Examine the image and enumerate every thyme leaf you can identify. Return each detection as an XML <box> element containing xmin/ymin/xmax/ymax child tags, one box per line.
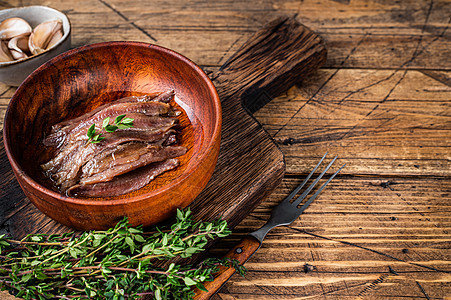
<box><xmin>0</xmin><ymin>209</ymin><xmax>245</xmax><ymax>299</ymax></box>
<box><xmin>86</xmin><ymin>114</ymin><xmax>134</xmax><ymax>144</ymax></box>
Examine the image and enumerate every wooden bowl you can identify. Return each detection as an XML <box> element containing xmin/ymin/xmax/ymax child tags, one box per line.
<box><xmin>3</xmin><ymin>41</ymin><xmax>221</xmax><ymax>230</ymax></box>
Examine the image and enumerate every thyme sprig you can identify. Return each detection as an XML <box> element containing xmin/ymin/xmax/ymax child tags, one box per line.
<box><xmin>0</xmin><ymin>209</ymin><xmax>245</xmax><ymax>300</ymax></box>
<box><xmin>87</xmin><ymin>114</ymin><xmax>134</xmax><ymax>144</ymax></box>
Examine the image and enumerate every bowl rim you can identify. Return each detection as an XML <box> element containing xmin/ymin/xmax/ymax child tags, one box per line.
<box><xmin>3</xmin><ymin>41</ymin><xmax>222</xmax><ymax>206</ymax></box>
<box><xmin>0</xmin><ymin>5</ymin><xmax>71</xmax><ymax>68</ymax></box>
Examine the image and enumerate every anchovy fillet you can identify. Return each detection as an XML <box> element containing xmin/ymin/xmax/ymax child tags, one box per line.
<box><xmin>44</xmin><ymin>90</ymin><xmax>175</xmax><ymax>147</ymax></box>
<box><xmin>66</xmin><ymin>159</ymin><xmax>180</xmax><ymax>197</ymax></box>
<box><xmin>40</xmin><ymin>91</ymin><xmax>186</xmax><ymax>197</ymax></box>
<box><xmin>79</xmin><ymin>144</ymin><xmax>187</xmax><ymax>185</ymax></box>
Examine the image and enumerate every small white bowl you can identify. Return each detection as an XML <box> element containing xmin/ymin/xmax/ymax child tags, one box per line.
<box><xmin>0</xmin><ymin>6</ymin><xmax>71</xmax><ymax>86</ymax></box>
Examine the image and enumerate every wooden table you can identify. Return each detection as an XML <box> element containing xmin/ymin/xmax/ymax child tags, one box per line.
<box><xmin>1</xmin><ymin>0</ymin><xmax>450</xmax><ymax>299</ymax></box>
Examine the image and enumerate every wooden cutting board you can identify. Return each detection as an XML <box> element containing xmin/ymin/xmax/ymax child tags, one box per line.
<box><xmin>0</xmin><ymin>16</ymin><xmax>326</xmax><ymax>239</ymax></box>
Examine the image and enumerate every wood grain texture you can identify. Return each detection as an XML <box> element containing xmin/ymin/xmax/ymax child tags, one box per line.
<box><xmin>256</xmin><ymin>69</ymin><xmax>451</xmax><ymax>176</ymax></box>
<box><xmin>211</xmin><ymin>176</ymin><xmax>450</xmax><ymax>299</ymax></box>
<box><xmin>0</xmin><ymin>0</ymin><xmax>450</xmax><ymax>299</ymax></box>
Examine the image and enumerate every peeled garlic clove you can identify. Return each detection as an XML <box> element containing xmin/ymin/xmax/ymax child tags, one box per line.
<box><xmin>46</xmin><ymin>27</ymin><xmax>63</xmax><ymax>49</ymax></box>
<box><xmin>8</xmin><ymin>34</ymin><xmax>30</xmax><ymax>60</ymax></box>
<box><xmin>8</xmin><ymin>33</ymin><xmax>30</xmax><ymax>54</ymax></box>
<box><xmin>0</xmin><ymin>41</ymin><xmax>14</xmax><ymax>62</ymax></box>
<box><xmin>0</xmin><ymin>17</ymin><xmax>32</xmax><ymax>40</ymax></box>
<box><xmin>28</xmin><ymin>19</ymin><xmax>63</xmax><ymax>55</ymax></box>
<box><xmin>10</xmin><ymin>48</ymin><xmax>28</xmax><ymax>60</ymax></box>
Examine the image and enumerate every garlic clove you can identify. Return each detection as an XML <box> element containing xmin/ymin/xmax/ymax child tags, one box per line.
<box><xmin>0</xmin><ymin>41</ymin><xmax>14</xmax><ymax>62</ymax></box>
<box><xmin>0</xmin><ymin>17</ymin><xmax>32</xmax><ymax>40</ymax></box>
<box><xmin>8</xmin><ymin>33</ymin><xmax>30</xmax><ymax>54</ymax></box>
<box><xmin>46</xmin><ymin>27</ymin><xmax>63</xmax><ymax>49</ymax></box>
<box><xmin>28</xmin><ymin>19</ymin><xmax>63</xmax><ymax>55</ymax></box>
<box><xmin>10</xmin><ymin>48</ymin><xmax>28</xmax><ymax>60</ymax></box>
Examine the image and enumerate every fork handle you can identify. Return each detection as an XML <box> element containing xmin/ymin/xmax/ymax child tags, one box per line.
<box><xmin>193</xmin><ymin>236</ymin><xmax>261</xmax><ymax>299</ymax></box>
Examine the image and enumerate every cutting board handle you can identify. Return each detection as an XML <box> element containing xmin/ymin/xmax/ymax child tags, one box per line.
<box><xmin>211</xmin><ymin>16</ymin><xmax>327</xmax><ymax>114</ymax></box>
<box><xmin>191</xmin><ymin>16</ymin><xmax>327</xmax><ymax>298</ymax></box>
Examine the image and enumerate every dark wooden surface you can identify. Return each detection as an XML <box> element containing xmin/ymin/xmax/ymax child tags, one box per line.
<box><xmin>0</xmin><ymin>0</ymin><xmax>450</xmax><ymax>299</ymax></box>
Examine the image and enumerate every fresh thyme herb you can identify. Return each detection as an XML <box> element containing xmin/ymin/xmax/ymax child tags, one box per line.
<box><xmin>87</xmin><ymin>114</ymin><xmax>134</xmax><ymax>144</ymax></box>
<box><xmin>0</xmin><ymin>209</ymin><xmax>245</xmax><ymax>299</ymax></box>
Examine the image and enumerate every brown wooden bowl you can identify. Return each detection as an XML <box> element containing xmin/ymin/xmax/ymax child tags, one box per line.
<box><xmin>3</xmin><ymin>41</ymin><xmax>221</xmax><ymax>230</ymax></box>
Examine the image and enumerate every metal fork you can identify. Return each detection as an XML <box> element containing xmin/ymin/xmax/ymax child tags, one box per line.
<box><xmin>194</xmin><ymin>153</ymin><xmax>345</xmax><ymax>299</ymax></box>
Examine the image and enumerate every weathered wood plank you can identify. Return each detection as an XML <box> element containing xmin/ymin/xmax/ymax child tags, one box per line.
<box><xmin>2</xmin><ymin>0</ymin><xmax>448</xmax><ymax>70</ymax></box>
<box><xmin>82</xmin><ymin>0</ymin><xmax>451</xmax><ymax>69</ymax></box>
<box><xmin>210</xmin><ymin>176</ymin><xmax>451</xmax><ymax>299</ymax></box>
<box><xmin>254</xmin><ymin>69</ymin><xmax>451</xmax><ymax>176</ymax></box>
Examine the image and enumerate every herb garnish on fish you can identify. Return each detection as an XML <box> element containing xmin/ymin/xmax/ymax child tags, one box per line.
<box><xmin>87</xmin><ymin>114</ymin><xmax>134</xmax><ymax>144</ymax></box>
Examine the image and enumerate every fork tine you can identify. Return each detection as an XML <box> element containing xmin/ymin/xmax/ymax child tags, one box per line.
<box><xmin>283</xmin><ymin>152</ymin><xmax>328</xmax><ymax>203</ymax></box>
<box><xmin>249</xmin><ymin>155</ymin><xmax>344</xmax><ymax>244</ymax></box>
<box><xmin>297</xmin><ymin>163</ymin><xmax>346</xmax><ymax>212</ymax></box>
<box><xmin>292</xmin><ymin>156</ymin><xmax>338</xmax><ymax>207</ymax></box>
